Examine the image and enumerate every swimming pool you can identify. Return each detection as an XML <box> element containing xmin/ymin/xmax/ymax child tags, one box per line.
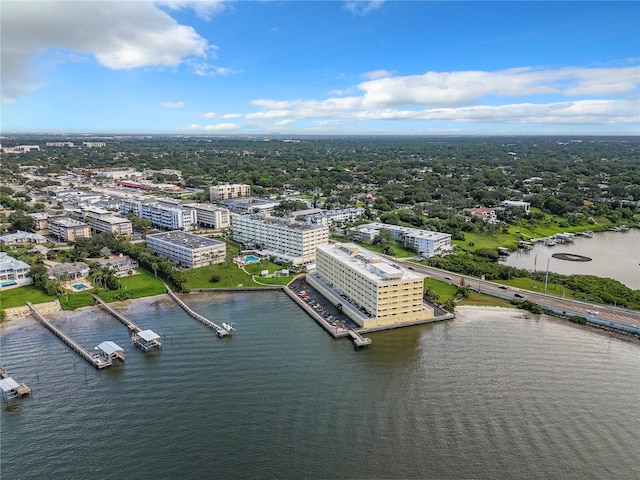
<box><xmin>72</xmin><ymin>284</ymin><xmax>88</xmax><ymax>291</ymax></box>
<box><xmin>1</xmin><ymin>281</ymin><xmax>17</xmax><ymax>287</ymax></box>
<box><xmin>242</xmin><ymin>255</ymin><xmax>260</xmax><ymax>263</ymax></box>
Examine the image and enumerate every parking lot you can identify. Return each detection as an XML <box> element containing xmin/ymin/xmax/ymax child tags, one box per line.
<box><xmin>288</xmin><ymin>278</ymin><xmax>361</xmax><ymax>331</ymax></box>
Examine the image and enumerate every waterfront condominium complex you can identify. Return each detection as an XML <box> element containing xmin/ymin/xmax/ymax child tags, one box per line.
<box><xmin>349</xmin><ymin>222</ymin><xmax>452</xmax><ymax>258</ymax></box>
<box><xmin>232</xmin><ymin>214</ymin><xmax>329</xmax><ymax>266</ymax></box>
<box><xmin>309</xmin><ymin>243</ymin><xmax>433</xmax><ymax>329</ymax></box>
<box><xmin>145</xmin><ymin>231</ymin><xmax>226</xmax><ymax>269</ymax></box>
<box><xmin>210</xmin><ymin>183</ymin><xmax>251</xmax><ymax>201</ymax></box>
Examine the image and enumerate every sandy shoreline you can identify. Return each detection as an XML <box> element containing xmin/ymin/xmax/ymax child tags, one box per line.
<box><xmin>2</xmin><ymin>295</ymin><xmax>638</xmax><ymax>344</ymax></box>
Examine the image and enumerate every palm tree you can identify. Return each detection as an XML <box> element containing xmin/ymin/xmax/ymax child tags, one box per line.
<box><xmin>151</xmin><ymin>262</ymin><xmax>158</xmax><ymax>280</ymax></box>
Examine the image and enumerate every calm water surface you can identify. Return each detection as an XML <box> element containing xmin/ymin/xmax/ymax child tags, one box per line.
<box><xmin>501</xmin><ymin>229</ymin><xmax>640</xmax><ymax>290</ymax></box>
<box><xmin>1</xmin><ymin>292</ymin><xmax>639</xmax><ymax>479</ymax></box>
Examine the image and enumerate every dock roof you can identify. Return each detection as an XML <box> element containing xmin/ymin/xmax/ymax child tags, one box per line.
<box><xmin>0</xmin><ymin>377</ymin><xmax>20</xmax><ymax>392</ymax></box>
<box><xmin>138</xmin><ymin>329</ymin><xmax>160</xmax><ymax>341</ymax></box>
<box><xmin>97</xmin><ymin>341</ymin><xmax>123</xmax><ymax>355</ymax></box>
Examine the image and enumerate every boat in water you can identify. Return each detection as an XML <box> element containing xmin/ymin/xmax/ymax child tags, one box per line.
<box><xmin>222</xmin><ymin>322</ymin><xmax>236</xmax><ymax>333</ymax></box>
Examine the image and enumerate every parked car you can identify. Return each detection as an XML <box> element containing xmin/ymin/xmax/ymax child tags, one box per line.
<box><xmin>514</xmin><ymin>293</ymin><xmax>524</xmax><ymax>298</ymax></box>
<box><xmin>444</xmin><ymin>276</ymin><xmax>452</xmax><ymax>281</ymax></box>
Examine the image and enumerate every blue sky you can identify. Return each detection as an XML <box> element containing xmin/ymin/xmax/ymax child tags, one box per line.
<box><xmin>2</xmin><ymin>1</ymin><xmax>639</xmax><ymax>135</ymax></box>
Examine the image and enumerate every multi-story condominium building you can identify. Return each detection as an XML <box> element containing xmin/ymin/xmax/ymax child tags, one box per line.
<box><xmin>220</xmin><ymin>197</ymin><xmax>280</xmax><ymax>214</ymax></box>
<box><xmin>349</xmin><ymin>222</ymin><xmax>452</xmax><ymax>258</ymax></box>
<box><xmin>309</xmin><ymin>243</ymin><xmax>433</xmax><ymax>329</ymax></box>
<box><xmin>146</xmin><ymin>231</ymin><xmax>226</xmax><ymax>269</ymax></box>
<box><xmin>82</xmin><ymin>142</ymin><xmax>106</xmax><ymax>148</ymax></box>
<box><xmin>189</xmin><ymin>203</ymin><xmax>230</xmax><ymax>229</ymax></box>
<box><xmin>28</xmin><ymin>212</ymin><xmax>49</xmax><ymax>234</ymax></box>
<box><xmin>83</xmin><ymin>208</ymin><xmax>133</xmax><ymax>236</ymax></box>
<box><xmin>0</xmin><ymin>253</ymin><xmax>31</xmax><ymax>288</ymax></box>
<box><xmin>120</xmin><ymin>197</ymin><xmax>197</xmax><ymax>231</ymax></box>
<box><xmin>292</xmin><ymin>207</ymin><xmax>365</xmax><ymax>227</ymax></box>
<box><xmin>46</xmin><ymin>142</ymin><xmax>75</xmax><ymax>147</ymax></box>
<box><xmin>49</xmin><ymin>217</ymin><xmax>92</xmax><ymax>242</ymax></box>
<box><xmin>232</xmin><ymin>214</ymin><xmax>329</xmax><ymax>266</ymax></box>
<box><xmin>210</xmin><ymin>183</ymin><xmax>251</xmax><ymax>201</ymax></box>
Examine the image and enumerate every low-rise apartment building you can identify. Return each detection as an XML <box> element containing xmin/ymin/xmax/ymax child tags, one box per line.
<box><xmin>210</xmin><ymin>183</ymin><xmax>251</xmax><ymax>201</ymax></box>
<box><xmin>349</xmin><ymin>222</ymin><xmax>452</xmax><ymax>258</ymax></box>
<box><xmin>49</xmin><ymin>217</ymin><xmax>92</xmax><ymax>242</ymax></box>
<box><xmin>146</xmin><ymin>231</ymin><xmax>226</xmax><ymax>269</ymax></box>
<box><xmin>188</xmin><ymin>203</ymin><xmax>230</xmax><ymax>229</ymax></box>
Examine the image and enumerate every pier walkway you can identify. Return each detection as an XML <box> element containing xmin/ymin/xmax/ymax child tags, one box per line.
<box><xmin>27</xmin><ymin>302</ymin><xmax>114</xmax><ymax>369</ymax></box>
<box><xmin>91</xmin><ymin>295</ymin><xmax>162</xmax><ymax>351</ymax></box>
<box><xmin>92</xmin><ymin>294</ymin><xmax>139</xmax><ymax>332</ymax></box>
<box><xmin>164</xmin><ymin>284</ymin><xmax>230</xmax><ymax>337</ymax></box>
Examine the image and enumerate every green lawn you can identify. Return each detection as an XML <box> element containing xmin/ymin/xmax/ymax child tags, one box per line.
<box><xmin>458</xmin><ymin>291</ymin><xmax>515</xmax><ymax>308</ymax></box>
<box><xmin>424</xmin><ymin>278</ymin><xmax>458</xmax><ymax>303</ymax></box>
<box><xmin>185</xmin><ymin>262</ymin><xmax>254</xmax><ymax>289</ymax></box>
<box><xmin>58</xmin><ymin>293</ymin><xmax>95</xmax><ymax>310</ymax></box>
<box><xmin>97</xmin><ymin>269</ymin><xmax>166</xmax><ymax>302</ymax></box>
<box><xmin>0</xmin><ymin>285</ymin><xmax>56</xmax><ymax>309</ymax></box>
<box><xmin>494</xmin><ymin>277</ymin><xmax>576</xmax><ymax>299</ymax></box>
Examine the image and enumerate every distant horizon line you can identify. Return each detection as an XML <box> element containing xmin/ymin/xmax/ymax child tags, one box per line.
<box><xmin>2</xmin><ymin>132</ymin><xmax>639</xmax><ymax>139</ymax></box>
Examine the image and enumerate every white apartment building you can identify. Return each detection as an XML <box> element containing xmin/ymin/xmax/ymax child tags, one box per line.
<box><xmin>82</xmin><ymin>208</ymin><xmax>133</xmax><ymax>236</ymax></box>
<box><xmin>120</xmin><ymin>197</ymin><xmax>197</xmax><ymax>231</ymax></box>
<box><xmin>146</xmin><ymin>231</ymin><xmax>226</xmax><ymax>269</ymax></box>
<box><xmin>83</xmin><ymin>142</ymin><xmax>106</xmax><ymax>148</ymax></box>
<box><xmin>189</xmin><ymin>203</ymin><xmax>230</xmax><ymax>229</ymax></box>
<box><xmin>291</xmin><ymin>207</ymin><xmax>365</xmax><ymax>227</ymax></box>
<box><xmin>310</xmin><ymin>243</ymin><xmax>433</xmax><ymax>329</ymax></box>
<box><xmin>46</xmin><ymin>142</ymin><xmax>75</xmax><ymax>147</ymax></box>
<box><xmin>350</xmin><ymin>222</ymin><xmax>452</xmax><ymax>258</ymax></box>
<box><xmin>232</xmin><ymin>214</ymin><xmax>329</xmax><ymax>266</ymax></box>
<box><xmin>210</xmin><ymin>183</ymin><xmax>251</xmax><ymax>201</ymax></box>
<box><xmin>49</xmin><ymin>217</ymin><xmax>92</xmax><ymax>242</ymax></box>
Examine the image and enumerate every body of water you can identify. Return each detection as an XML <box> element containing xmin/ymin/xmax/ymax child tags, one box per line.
<box><xmin>501</xmin><ymin>228</ymin><xmax>640</xmax><ymax>290</ymax></box>
<box><xmin>1</xmin><ymin>293</ymin><xmax>639</xmax><ymax>479</ymax></box>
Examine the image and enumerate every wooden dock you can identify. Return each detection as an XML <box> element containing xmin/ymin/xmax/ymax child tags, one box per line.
<box><xmin>92</xmin><ymin>294</ymin><xmax>140</xmax><ymax>332</ymax></box>
<box><xmin>0</xmin><ymin>367</ymin><xmax>31</xmax><ymax>401</ymax></box>
<box><xmin>27</xmin><ymin>302</ymin><xmax>113</xmax><ymax>369</ymax></box>
<box><xmin>348</xmin><ymin>330</ymin><xmax>372</xmax><ymax>349</ymax></box>
<box><xmin>164</xmin><ymin>284</ymin><xmax>230</xmax><ymax>337</ymax></box>
<box><xmin>91</xmin><ymin>295</ymin><xmax>162</xmax><ymax>351</ymax></box>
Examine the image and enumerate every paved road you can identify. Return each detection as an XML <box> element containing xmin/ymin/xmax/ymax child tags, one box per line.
<box><xmin>397</xmin><ymin>260</ymin><xmax>640</xmax><ymax>332</ymax></box>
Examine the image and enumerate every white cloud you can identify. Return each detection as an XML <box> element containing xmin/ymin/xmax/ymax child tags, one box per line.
<box><xmin>198</xmin><ymin>112</ymin><xmax>243</xmax><ymax>119</ymax></box>
<box><xmin>1</xmin><ymin>1</ymin><xmax>210</xmax><ymax>103</ymax></box>
<box><xmin>362</xmin><ymin>69</ymin><xmax>394</xmax><ymax>80</ymax></box>
<box><xmin>243</xmin><ymin>66</ymin><xmax>639</xmax><ymax>127</ymax></box>
<box><xmin>202</xmin><ymin>123</ymin><xmax>238</xmax><ymax>131</ymax></box>
<box><xmin>161</xmin><ymin>102</ymin><xmax>185</xmax><ymax>108</ymax></box>
<box><xmin>344</xmin><ymin>1</ymin><xmax>386</xmax><ymax>16</ymax></box>
<box><xmin>188</xmin><ymin>61</ymin><xmax>241</xmax><ymax>77</ymax></box>
<box><xmin>156</xmin><ymin>0</ymin><xmax>229</xmax><ymax>21</ymax></box>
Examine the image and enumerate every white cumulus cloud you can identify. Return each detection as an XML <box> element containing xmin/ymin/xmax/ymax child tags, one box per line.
<box><xmin>161</xmin><ymin>102</ymin><xmax>185</xmax><ymax>108</ymax></box>
<box><xmin>1</xmin><ymin>0</ymin><xmax>210</xmax><ymax>104</ymax></box>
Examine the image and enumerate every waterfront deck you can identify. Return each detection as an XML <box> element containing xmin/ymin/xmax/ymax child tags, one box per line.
<box><xmin>27</xmin><ymin>302</ymin><xmax>115</xmax><ymax>369</ymax></box>
<box><xmin>348</xmin><ymin>330</ymin><xmax>372</xmax><ymax>348</ymax></box>
<box><xmin>0</xmin><ymin>367</ymin><xmax>31</xmax><ymax>401</ymax></box>
<box><xmin>164</xmin><ymin>284</ymin><xmax>231</xmax><ymax>337</ymax></box>
<box><xmin>92</xmin><ymin>295</ymin><xmax>162</xmax><ymax>351</ymax></box>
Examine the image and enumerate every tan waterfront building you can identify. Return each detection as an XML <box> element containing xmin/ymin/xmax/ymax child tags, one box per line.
<box><xmin>312</xmin><ymin>243</ymin><xmax>433</xmax><ymax>329</ymax></box>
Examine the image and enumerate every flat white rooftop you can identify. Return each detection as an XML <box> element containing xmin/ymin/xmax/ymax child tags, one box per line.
<box><xmin>318</xmin><ymin>243</ymin><xmax>424</xmax><ymax>282</ymax></box>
